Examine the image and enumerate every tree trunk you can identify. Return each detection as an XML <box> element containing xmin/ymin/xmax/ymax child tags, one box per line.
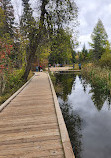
<box><xmin>22</xmin><ymin>0</ymin><xmax>48</xmax><ymax>80</ymax></box>
<box><xmin>22</xmin><ymin>53</ymin><xmax>34</xmax><ymax>80</ymax></box>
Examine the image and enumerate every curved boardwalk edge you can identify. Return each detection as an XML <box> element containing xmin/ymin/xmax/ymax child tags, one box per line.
<box><xmin>0</xmin><ymin>74</ymin><xmax>35</xmax><ymax>112</ymax></box>
<box><xmin>48</xmin><ymin>73</ymin><xmax>75</xmax><ymax>158</ymax></box>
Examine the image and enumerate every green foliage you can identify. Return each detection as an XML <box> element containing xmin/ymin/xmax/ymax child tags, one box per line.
<box><xmin>6</xmin><ymin>69</ymin><xmax>24</xmax><ymax>91</ymax></box>
<box><xmin>99</xmin><ymin>52</ymin><xmax>111</xmax><ymax>68</ymax></box>
<box><xmin>20</xmin><ymin>0</ymin><xmax>36</xmax><ymax>37</ymax></box>
<box><xmin>71</xmin><ymin>50</ymin><xmax>76</xmax><ymax>64</ymax></box>
<box><xmin>82</xmin><ymin>63</ymin><xmax>111</xmax><ymax>94</ymax></box>
<box><xmin>78</xmin><ymin>52</ymin><xmax>84</xmax><ymax>62</ymax></box>
<box><xmin>0</xmin><ymin>7</ymin><xmax>5</xmax><ymax>37</ymax></box>
<box><xmin>36</xmin><ymin>42</ymin><xmax>50</xmax><ymax>66</ymax></box>
<box><xmin>90</xmin><ymin>19</ymin><xmax>108</xmax><ymax>60</ymax></box>
<box><xmin>82</xmin><ymin>44</ymin><xmax>88</xmax><ymax>60</ymax></box>
<box><xmin>0</xmin><ymin>69</ymin><xmax>33</xmax><ymax>105</ymax></box>
<box><xmin>99</xmin><ymin>41</ymin><xmax>111</xmax><ymax>68</ymax></box>
<box><xmin>0</xmin><ymin>68</ymin><xmax>24</xmax><ymax>103</ymax></box>
<box><xmin>86</xmin><ymin>49</ymin><xmax>94</xmax><ymax>61</ymax></box>
<box><xmin>77</xmin><ymin>44</ymin><xmax>88</xmax><ymax>63</ymax></box>
<box><xmin>1</xmin><ymin>0</ymin><xmax>15</xmax><ymax>36</ymax></box>
<box><xmin>49</xmin><ymin>29</ymin><xmax>74</xmax><ymax>64</ymax></box>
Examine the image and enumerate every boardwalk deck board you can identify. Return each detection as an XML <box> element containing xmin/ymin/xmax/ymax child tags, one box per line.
<box><xmin>0</xmin><ymin>72</ymin><xmax>74</xmax><ymax>158</ymax></box>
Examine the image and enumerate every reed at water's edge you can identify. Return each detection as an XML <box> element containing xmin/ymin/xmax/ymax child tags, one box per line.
<box><xmin>81</xmin><ymin>63</ymin><xmax>111</xmax><ymax>95</ymax></box>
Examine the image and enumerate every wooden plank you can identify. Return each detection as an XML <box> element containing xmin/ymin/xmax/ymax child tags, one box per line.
<box><xmin>1</xmin><ymin>107</ymin><xmax>55</xmax><ymax>117</ymax></box>
<box><xmin>0</xmin><ymin>124</ymin><xmax>58</xmax><ymax>134</ymax></box>
<box><xmin>0</xmin><ymin>128</ymin><xmax>60</xmax><ymax>143</ymax></box>
<box><xmin>0</xmin><ymin>148</ymin><xmax>64</xmax><ymax>158</ymax></box>
<box><xmin>40</xmin><ymin>156</ymin><xmax>64</xmax><ymax>158</ymax></box>
<box><xmin>0</xmin><ymin>155</ymin><xmax>64</xmax><ymax>158</ymax></box>
<box><xmin>0</xmin><ymin>135</ymin><xmax>61</xmax><ymax>146</ymax></box>
<box><xmin>0</xmin><ymin>139</ymin><xmax>62</xmax><ymax>151</ymax></box>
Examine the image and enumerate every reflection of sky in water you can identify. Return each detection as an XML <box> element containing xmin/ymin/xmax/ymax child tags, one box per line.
<box><xmin>57</xmin><ymin>75</ymin><xmax>111</xmax><ymax>158</ymax></box>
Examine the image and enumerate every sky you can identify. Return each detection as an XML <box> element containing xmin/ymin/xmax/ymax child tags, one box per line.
<box><xmin>11</xmin><ymin>0</ymin><xmax>111</xmax><ymax>51</ymax></box>
<box><xmin>76</xmin><ymin>0</ymin><xmax>111</xmax><ymax>51</ymax></box>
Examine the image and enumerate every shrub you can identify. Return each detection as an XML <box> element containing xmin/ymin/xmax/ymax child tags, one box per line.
<box><xmin>99</xmin><ymin>53</ymin><xmax>111</xmax><ymax>68</ymax></box>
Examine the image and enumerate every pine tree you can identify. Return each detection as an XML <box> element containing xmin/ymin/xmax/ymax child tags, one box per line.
<box><xmin>20</xmin><ymin>0</ymin><xmax>36</xmax><ymax>37</ymax></box>
<box><xmin>1</xmin><ymin>0</ymin><xmax>15</xmax><ymax>37</ymax></box>
<box><xmin>82</xmin><ymin>44</ymin><xmax>88</xmax><ymax>60</ymax></box>
<box><xmin>0</xmin><ymin>6</ymin><xmax>5</xmax><ymax>37</ymax></box>
<box><xmin>90</xmin><ymin>19</ymin><xmax>108</xmax><ymax>60</ymax></box>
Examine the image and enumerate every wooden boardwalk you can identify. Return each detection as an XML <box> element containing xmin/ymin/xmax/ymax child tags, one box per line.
<box><xmin>0</xmin><ymin>72</ymin><xmax>74</xmax><ymax>158</ymax></box>
<box><xmin>48</xmin><ymin>67</ymin><xmax>80</xmax><ymax>72</ymax></box>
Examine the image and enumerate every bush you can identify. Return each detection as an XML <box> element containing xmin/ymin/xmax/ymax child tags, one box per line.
<box><xmin>99</xmin><ymin>53</ymin><xmax>111</xmax><ymax>68</ymax></box>
<box><xmin>0</xmin><ymin>69</ymin><xmax>33</xmax><ymax>105</ymax></box>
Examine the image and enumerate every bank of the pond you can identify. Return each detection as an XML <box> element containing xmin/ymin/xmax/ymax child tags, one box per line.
<box><xmin>81</xmin><ymin>63</ymin><xmax>111</xmax><ymax>95</ymax></box>
<box><xmin>0</xmin><ymin>71</ymin><xmax>33</xmax><ymax>105</ymax></box>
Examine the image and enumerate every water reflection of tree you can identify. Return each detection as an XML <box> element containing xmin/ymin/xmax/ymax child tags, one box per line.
<box><xmin>79</xmin><ymin>75</ymin><xmax>88</xmax><ymax>93</ymax></box>
<box><xmin>81</xmin><ymin>76</ymin><xmax>111</xmax><ymax>111</ymax></box>
<box><xmin>54</xmin><ymin>73</ymin><xmax>82</xmax><ymax>157</ymax></box>
<box><xmin>59</xmin><ymin>101</ymin><xmax>82</xmax><ymax>158</ymax></box>
<box><xmin>107</xmin><ymin>97</ymin><xmax>111</xmax><ymax>110</ymax></box>
<box><xmin>54</xmin><ymin>73</ymin><xmax>76</xmax><ymax>101</ymax></box>
<box><xmin>90</xmin><ymin>87</ymin><xmax>109</xmax><ymax>110</ymax></box>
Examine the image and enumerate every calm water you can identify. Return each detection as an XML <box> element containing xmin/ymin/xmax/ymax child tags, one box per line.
<box><xmin>53</xmin><ymin>73</ymin><xmax>111</xmax><ymax>158</ymax></box>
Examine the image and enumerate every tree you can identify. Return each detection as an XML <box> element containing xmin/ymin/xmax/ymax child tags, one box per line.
<box><xmin>49</xmin><ymin>29</ymin><xmax>74</xmax><ymax>65</ymax></box>
<box><xmin>21</xmin><ymin>0</ymin><xmax>78</xmax><ymax>80</ymax></box>
<box><xmin>21</xmin><ymin>0</ymin><xmax>49</xmax><ymax>80</ymax></box>
<box><xmin>82</xmin><ymin>44</ymin><xmax>88</xmax><ymax>61</ymax></box>
<box><xmin>20</xmin><ymin>0</ymin><xmax>36</xmax><ymax>37</ymax></box>
<box><xmin>99</xmin><ymin>40</ymin><xmax>111</xmax><ymax>68</ymax></box>
<box><xmin>0</xmin><ymin>36</ymin><xmax>13</xmax><ymax>95</ymax></box>
<box><xmin>78</xmin><ymin>52</ymin><xmax>83</xmax><ymax>63</ymax></box>
<box><xmin>0</xmin><ymin>7</ymin><xmax>5</xmax><ymax>37</ymax></box>
<box><xmin>71</xmin><ymin>50</ymin><xmax>76</xmax><ymax>68</ymax></box>
<box><xmin>1</xmin><ymin>0</ymin><xmax>15</xmax><ymax>37</ymax></box>
<box><xmin>20</xmin><ymin>0</ymin><xmax>36</xmax><ymax>68</ymax></box>
<box><xmin>36</xmin><ymin>42</ymin><xmax>51</xmax><ymax>67</ymax></box>
<box><xmin>90</xmin><ymin>19</ymin><xmax>108</xmax><ymax>60</ymax></box>
<box><xmin>20</xmin><ymin>0</ymin><xmax>38</xmax><ymax>80</ymax></box>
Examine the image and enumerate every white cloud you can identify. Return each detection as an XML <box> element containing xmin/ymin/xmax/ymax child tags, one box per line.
<box><xmin>77</xmin><ymin>34</ymin><xmax>91</xmax><ymax>51</ymax></box>
<box><xmin>76</xmin><ymin>0</ymin><xmax>111</xmax><ymax>51</ymax></box>
<box><xmin>11</xmin><ymin>0</ymin><xmax>23</xmax><ymax>24</ymax></box>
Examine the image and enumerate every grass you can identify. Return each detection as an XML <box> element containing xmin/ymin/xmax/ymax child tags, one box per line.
<box><xmin>81</xmin><ymin>63</ymin><xmax>111</xmax><ymax>95</ymax></box>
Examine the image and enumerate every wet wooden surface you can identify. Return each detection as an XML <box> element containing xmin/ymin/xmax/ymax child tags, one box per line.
<box><xmin>0</xmin><ymin>72</ymin><xmax>65</xmax><ymax>158</ymax></box>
